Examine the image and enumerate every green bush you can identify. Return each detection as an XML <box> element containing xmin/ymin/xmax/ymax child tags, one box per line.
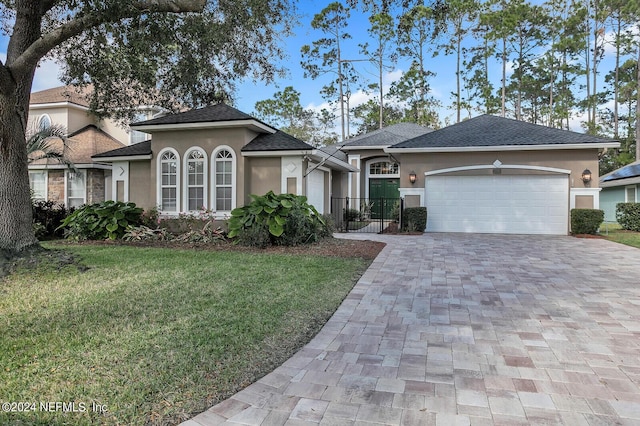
<box><xmin>571</xmin><ymin>208</ymin><xmax>604</xmax><ymax>234</ymax></box>
<box><xmin>228</xmin><ymin>191</ymin><xmax>327</xmax><ymax>246</ymax></box>
<box><xmin>402</xmin><ymin>207</ymin><xmax>427</xmax><ymax>232</ymax></box>
<box><xmin>616</xmin><ymin>203</ymin><xmax>640</xmax><ymax>231</ymax></box>
<box><xmin>58</xmin><ymin>201</ymin><xmax>143</xmax><ymax>240</ymax></box>
<box><xmin>344</xmin><ymin>208</ymin><xmax>360</xmax><ymax>221</ymax></box>
<box><xmin>32</xmin><ymin>200</ymin><xmax>72</xmax><ymax>239</ymax></box>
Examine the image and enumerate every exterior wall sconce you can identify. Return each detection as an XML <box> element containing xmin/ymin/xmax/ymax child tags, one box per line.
<box><xmin>409</xmin><ymin>171</ymin><xmax>417</xmax><ymax>184</ymax></box>
<box><xmin>581</xmin><ymin>169</ymin><xmax>592</xmax><ymax>184</ymax></box>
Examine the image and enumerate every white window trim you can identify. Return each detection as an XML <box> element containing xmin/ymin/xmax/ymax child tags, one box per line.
<box><xmin>183</xmin><ymin>147</ymin><xmax>208</xmax><ymax>212</ymax></box>
<box><xmin>157</xmin><ymin>148</ymin><xmax>181</xmax><ymax>214</ymax></box>
<box><xmin>65</xmin><ymin>169</ymin><xmax>87</xmax><ymax>208</ymax></box>
<box><xmin>212</xmin><ymin>145</ymin><xmax>236</xmax><ymax>214</ymax></box>
<box><xmin>37</xmin><ymin>114</ymin><xmax>52</xmax><ymax>131</ymax></box>
<box><xmin>365</xmin><ymin>157</ymin><xmax>400</xmax><ymax>200</ymax></box>
<box><xmin>29</xmin><ymin>170</ymin><xmax>48</xmax><ymax>201</ymax></box>
<box><xmin>625</xmin><ymin>185</ymin><xmax>637</xmax><ymax>203</ymax></box>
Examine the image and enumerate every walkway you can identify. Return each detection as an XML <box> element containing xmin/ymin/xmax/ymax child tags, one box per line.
<box><xmin>183</xmin><ymin>233</ymin><xmax>640</xmax><ymax>425</ymax></box>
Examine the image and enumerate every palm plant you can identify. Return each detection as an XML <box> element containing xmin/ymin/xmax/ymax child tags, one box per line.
<box><xmin>26</xmin><ymin>124</ymin><xmax>74</xmax><ymax>168</ymax></box>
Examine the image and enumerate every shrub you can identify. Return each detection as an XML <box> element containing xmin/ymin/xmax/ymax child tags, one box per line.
<box><xmin>616</xmin><ymin>203</ymin><xmax>640</xmax><ymax>232</ymax></box>
<box><xmin>32</xmin><ymin>200</ymin><xmax>71</xmax><ymax>239</ymax></box>
<box><xmin>228</xmin><ymin>191</ymin><xmax>327</xmax><ymax>246</ymax></box>
<box><xmin>58</xmin><ymin>201</ymin><xmax>143</xmax><ymax>240</ymax></box>
<box><xmin>571</xmin><ymin>209</ymin><xmax>604</xmax><ymax>234</ymax></box>
<box><xmin>139</xmin><ymin>207</ymin><xmax>160</xmax><ymax>229</ymax></box>
<box><xmin>402</xmin><ymin>207</ymin><xmax>427</xmax><ymax>232</ymax></box>
<box><xmin>123</xmin><ymin>225</ymin><xmax>172</xmax><ymax>242</ymax></box>
<box><xmin>173</xmin><ymin>221</ymin><xmax>226</xmax><ymax>244</ymax></box>
<box><xmin>344</xmin><ymin>208</ymin><xmax>360</xmax><ymax>221</ymax></box>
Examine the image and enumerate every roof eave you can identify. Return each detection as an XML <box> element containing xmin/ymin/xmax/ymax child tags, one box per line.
<box><xmin>241</xmin><ymin>150</ymin><xmax>312</xmax><ymax>157</ymax></box>
<box><xmin>309</xmin><ymin>150</ymin><xmax>359</xmax><ymax>172</ymax></box>
<box><xmin>385</xmin><ymin>142</ymin><xmax>620</xmax><ymax>153</ymax></box>
<box><xmin>341</xmin><ymin>145</ymin><xmax>390</xmax><ymax>150</ymax></box>
<box><xmin>91</xmin><ymin>154</ymin><xmax>153</xmax><ymax>161</ymax></box>
<box><xmin>29</xmin><ymin>102</ymin><xmax>90</xmax><ymax>111</ymax></box>
<box><xmin>131</xmin><ymin>119</ymin><xmax>276</xmax><ymax>134</ymax></box>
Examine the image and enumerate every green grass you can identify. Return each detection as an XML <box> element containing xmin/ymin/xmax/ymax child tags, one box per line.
<box><xmin>600</xmin><ymin>222</ymin><xmax>640</xmax><ymax>249</ymax></box>
<box><xmin>0</xmin><ymin>243</ymin><xmax>371</xmax><ymax>425</ymax></box>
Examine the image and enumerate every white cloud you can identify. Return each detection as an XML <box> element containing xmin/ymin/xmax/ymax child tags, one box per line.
<box><xmin>32</xmin><ymin>57</ymin><xmax>64</xmax><ymax>92</ymax></box>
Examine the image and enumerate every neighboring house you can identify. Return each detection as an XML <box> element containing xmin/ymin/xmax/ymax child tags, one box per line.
<box><xmin>92</xmin><ymin>103</ymin><xmax>357</xmax><ymax>217</ymax></box>
<box><xmin>341</xmin><ymin>115</ymin><xmax>618</xmax><ymax>235</ymax></box>
<box><xmin>28</xmin><ymin>85</ymin><xmax>162</xmax><ymax>207</ymax></box>
<box><xmin>600</xmin><ymin>161</ymin><xmax>640</xmax><ymax>222</ymax></box>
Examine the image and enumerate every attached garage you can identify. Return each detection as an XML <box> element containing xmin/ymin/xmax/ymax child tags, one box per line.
<box><xmin>425</xmin><ymin>173</ymin><xmax>569</xmax><ymax>235</ymax></box>
<box><xmin>306</xmin><ymin>168</ymin><xmax>325</xmax><ymax>214</ymax></box>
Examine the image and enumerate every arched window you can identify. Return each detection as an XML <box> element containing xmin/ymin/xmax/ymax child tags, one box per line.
<box><xmin>213</xmin><ymin>148</ymin><xmax>234</xmax><ymax>212</ymax></box>
<box><xmin>37</xmin><ymin>114</ymin><xmax>52</xmax><ymax>131</ymax></box>
<box><xmin>369</xmin><ymin>161</ymin><xmax>399</xmax><ymax>175</ymax></box>
<box><xmin>185</xmin><ymin>148</ymin><xmax>207</xmax><ymax>211</ymax></box>
<box><xmin>158</xmin><ymin>149</ymin><xmax>179</xmax><ymax>212</ymax></box>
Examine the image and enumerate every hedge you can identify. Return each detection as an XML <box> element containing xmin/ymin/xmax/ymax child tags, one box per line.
<box><xmin>616</xmin><ymin>203</ymin><xmax>640</xmax><ymax>231</ymax></box>
<box><xmin>402</xmin><ymin>207</ymin><xmax>427</xmax><ymax>232</ymax></box>
<box><xmin>570</xmin><ymin>209</ymin><xmax>604</xmax><ymax>235</ymax></box>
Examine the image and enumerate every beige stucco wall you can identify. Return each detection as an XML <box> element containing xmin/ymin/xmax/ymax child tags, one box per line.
<box><xmin>246</xmin><ymin>157</ymin><xmax>281</xmax><ymax>203</ymax></box>
<box><xmin>397</xmin><ymin>149</ymin><xmax>600</xmax><ymax>189</ymax></box>
<box><xmin>146</xmin><ymin>127</ymin><xmax>259</xmax><ymax>211</ymax></box>
<box><xmin>28</xmin><ymin>106</ymin><xmax>97</xmax><ymax>134</ymax></box>
<box><xmin>99</xmin><ymin>119</ymin><xmax>130</xmax><ymax>144</ymax></box>
<box><xmin>128</xmin><ymin>161</ymin><xmax>153</xmax><ymax>210</ymax></box>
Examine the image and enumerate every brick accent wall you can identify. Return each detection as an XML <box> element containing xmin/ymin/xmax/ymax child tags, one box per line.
<box><xmin>47</xmin><ymin>170</ymin><xmax>65</xmax><ymax>204</ymax></box>
<box><xmin>87</xmin><ymin>169</ymin><xmax>105</xmax><ymax>204</ymax></box>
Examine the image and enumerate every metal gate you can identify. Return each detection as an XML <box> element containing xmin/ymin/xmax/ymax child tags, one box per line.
<box><xmin>331</xmin><ymin>197</ymin><xmax>403</xmax><ymax>233</ymax></box>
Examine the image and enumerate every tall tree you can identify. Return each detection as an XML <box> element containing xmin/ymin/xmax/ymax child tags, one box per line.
<box><xmin>0</xmin><ymin>0</ymin><xmax>294</xmax><ymax>252</ymax></box>
<box><xmin>435</xmin><ymin>0</ymin><xmax>478</xmax><ymax>122</ymax></box>
<box><xmin>396</xmin><ymin>1</ymin><xmax>443</xmax><ymax>122</ymax></box>
<box><xmin>301</xmin><ymin>2</ymin><xmax>353</xmax><ymax>141</ymax></box>
<box><xmin>360</xmin><ymin>12</ymin><xmax>397</xmax><ymax>129</ymax></box>
<box><xmin>254</xmin><ymin>86</ymin><xmax>338</xmax><ymax>146</ymax></box>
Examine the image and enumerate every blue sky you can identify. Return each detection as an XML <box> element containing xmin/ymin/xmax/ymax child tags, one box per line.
<box><xmin>3</xmin><ymin>0</ymin><xmax>627</xmax><ymax>135</ymax></box>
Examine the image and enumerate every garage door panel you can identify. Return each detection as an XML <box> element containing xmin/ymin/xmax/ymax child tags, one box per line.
<box><xmin>425</xmin><ymin>175</ymin><xmax>568</xmax><ymax>235</ymax></box>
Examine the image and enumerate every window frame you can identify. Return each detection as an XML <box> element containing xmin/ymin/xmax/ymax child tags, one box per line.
<box><xmin>37</xmin><ymin>114</ymin><xmax>52</xmax><ymax>131</ymax></box>
<box><xmin>157</xmin><ymin>148</ymin><xmax>181</xmax><ymax>214</ymax></box>
<box><xmin>626</xmin><ymin>185</ymin><xmax>637</xmax><ymax>203</ymax></box>
<box><xmin>65</xmin><ymin>169</ymin><xmax>86</xmax><ymax>208</ymax></box>
<box><xmin>29</xmin><ymin>170</ymin><xmax>48</xmax><ymax>202</ymax></box>
<box><xmin>183</xmin><ymin>147</ymin><xmax>208</xmax><ymax>212</ymax></box>
<box><xmin>212</xmin><ymin>146</ymin><xmax>236</xmax><ymax>213</ymax></box>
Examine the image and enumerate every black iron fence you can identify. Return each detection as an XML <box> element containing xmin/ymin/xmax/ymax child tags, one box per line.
<box><xmin>331</xmin><ymin>197</ymin><xmax>403</xmax><ymax>233</ymax></box>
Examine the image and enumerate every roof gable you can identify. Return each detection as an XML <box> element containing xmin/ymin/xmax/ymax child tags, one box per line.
<box><xmin>343</xmin><ymin>122</ymin><xmax>433</xmax><ymax>148</ymax></box>
<box><xmin>391</xmin><ymin>115</ymin><xmax>617</xmax><ymax>150</ymax></box>
<box><xmin>242</xmin><ymin>130</ymin><xmax>314</xmax><ymax>152</ymax></box>
<box><xmin>92</xmin><ymin>140</ymin><xmax>152</xmax><ymax>159</ymax></box>
<box><xmin>30</xmin><ymin>85</ymin><xmax>91</xmax><ymax>108</ymax></box>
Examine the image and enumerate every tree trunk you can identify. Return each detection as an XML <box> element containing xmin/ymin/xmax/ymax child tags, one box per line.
<box><xmin>0</xmin><ymin>87</ymin><xmax>39</xmax><ymax>251</ymax></box>
<box><xmin>636</xmin><ymin>45</ymin><xmax>640</xmax><ymax>162</ymax></box>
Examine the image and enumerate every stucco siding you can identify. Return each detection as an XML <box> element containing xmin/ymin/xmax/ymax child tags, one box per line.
<box><xmin>247</xmin><ymin>157</ymin><xmax>281</xmax><ymax>202</ymax></box>
<box><xmin>397</xmin><ymin>149</ymin><xmax>599</xmax><ymax>189</ymax></box>
<box><xmin>129</xmin><ymin>161</ymin><xmax>153</xmax><ymax>210</ymax></box>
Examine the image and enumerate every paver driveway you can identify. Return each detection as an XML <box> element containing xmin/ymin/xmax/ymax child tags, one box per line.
<box><xmin>184</xmin><ymin>234</ymin><xmax>640</xmax><ymax>425</ymax></box>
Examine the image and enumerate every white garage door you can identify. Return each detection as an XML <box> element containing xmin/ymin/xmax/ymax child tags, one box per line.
<box><xmin>425</xmin><ymin>174</ymin><xmax>569</xmax><ymax>235</ymax></box>
<box><xmin>306</xmin><ymin>169</ymin><xmax>325</xmax><ymax>214</ymax></box>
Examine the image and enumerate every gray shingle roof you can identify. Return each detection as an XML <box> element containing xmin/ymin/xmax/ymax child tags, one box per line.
<box><xmin>133</xmin><ymin>103</ymin><xmax>270</xmax><ymax>127</ymax></box>
<box><xmin>242</xmin><ymin>131</ymin><xmax>313</xmax><ymax>152</ymax></box>
<box><xmin>343</xmin><ymin>122</ymin><xmax>433</xmax><ymax>147</ymax></box>
<box><xmin>92</xmin><ymin>140</ymin><xmax>152</xmax><ymax>158</ymax></box>
<box><xmin>392</xmin><ymin>115</ymin><xmax>616</xmax><ymax>149</ymax></box>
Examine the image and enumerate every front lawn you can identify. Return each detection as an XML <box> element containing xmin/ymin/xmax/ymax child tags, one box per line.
<box><xmin>601</xmin><ymin>224</ymin><xmax>640</xmax><ymax>249</ymax></box>
<box><xmin>0</xmin><ymin>242</ymin><xmax>374</xmax><ymax>425</ymax></box>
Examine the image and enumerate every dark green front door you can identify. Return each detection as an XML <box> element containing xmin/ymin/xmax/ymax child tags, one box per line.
<box><xmin>369</xmin><ymin>178</ymin><xmax>399</xmax><ymax>219</ymax></box>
